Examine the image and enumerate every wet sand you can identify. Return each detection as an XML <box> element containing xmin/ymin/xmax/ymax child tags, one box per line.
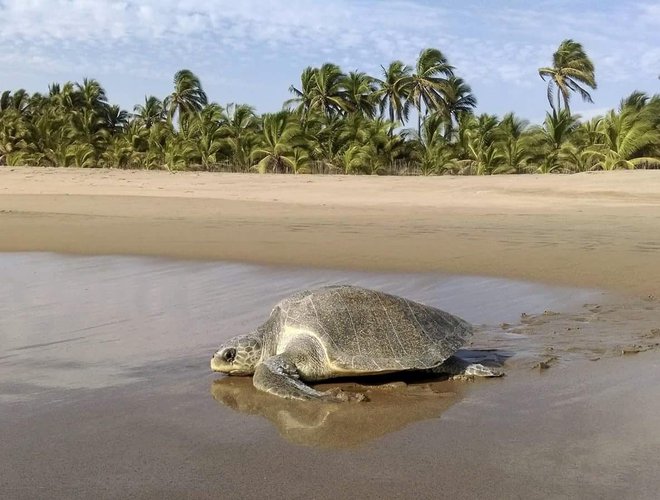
<box><xmin>2</xmin><ymin>254</ymin><xmax>660</xmax><ymax>499</ymax></box>
<box><xmin>1</xmin><ymin>168</ymin><xmax>660</xmax><ymax>498</ymax></box>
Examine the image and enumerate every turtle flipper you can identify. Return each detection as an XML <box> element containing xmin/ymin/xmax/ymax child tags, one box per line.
<box><xmin>253</xmin><ymin>355</ymin><xmax>365</xmax><ymax>402</ymax></box>
<box><xmin>432</xmin><ymin>355</ymin><xmax>504</xmax><ymax>378</ymax></box>
<box><xmin>253</xmin><ymin>334</ymin><xmax>366</xmax><ymax>402</ymax></box>
<box><xmin>253</xmin><ymin>355</ymin><xmax>328</xmax><ymax>401</ymax></box>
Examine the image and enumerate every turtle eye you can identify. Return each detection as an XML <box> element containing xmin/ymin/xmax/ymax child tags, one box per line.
<box><xmin>222</xmin><ymin>348</ymin><xmax>236</xmax><ymax>363</ymax></box>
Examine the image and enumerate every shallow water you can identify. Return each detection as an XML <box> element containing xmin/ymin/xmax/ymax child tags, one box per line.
<box><xmin>1</xmin><ymin>253</ymin><xmax>659</xmax><ymax>499</ymax></box>
<box><xmin>0</xmin><ymin>253</ymin><xmax>603</xmax><ymax>394</ymax></box>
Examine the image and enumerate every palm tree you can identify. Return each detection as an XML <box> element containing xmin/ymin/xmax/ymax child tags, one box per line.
<box><xmin>49</xmin><ymin>82</ymin><xmax>79</xmax><ymax>111</ymax></box>
<box><xmin>307</xmin><ymin>114</ymin><xmax>349</xmax><ymax>172</ymax></box>
<box><xmin>408</xmin><ymin>48</ymin><xmax>454</xmax><ymax>134</ymax></box>
<box><xmin>287</xmin><ymin>64</ymin><xmax>352</xmax><ymax>120</ymax></box>
<box><xmin>588</xmin><ymin>106</ymin><xmax>660</xmax><ymax>170</ymax></box>
<box><xmin>164</xmin><ymin>69</ymin><xmax>208</xmax><ymax>126</ymax></box>
<box><xmin>22</xmin><ymin>108</ymin><xmax>74</xmax><ymax>167</ymax></box>
<box><xmin>0</xmin><ymin>89</ymin><xmax>30</xmax><ymax>114</ymax></box>
<box><xmin>410</xmin><ymin>112</ymin><xmax>454</xmax><ymax>175</ymax></box>
<box><xmin>70</xmin><ymin>106</ymin><xmax>109</xmax><ymax>161</ymax></box>
<box><xmin>374</xmin><ymin>61</ymin><xmax>412</xmax><ymax>126</ymax></box>
<box><xmin>311</xmin><ymin>64</ymin><xmax>352</xmax><ymax>118</ymax></box>
<box><xmin>494</xmin><ymin>113</ymin><xmax>533</xmax><ymax>173</ymax></box>
<box><xmin>220</xmin><ymin>103</ymin><xmax>259</xmax><ymax>170</ymax></box>
<box><xmin>0</xmin><ymin>91</ymin><xmax>11</xmax><ymax>112</ymax></box>
<box><xmin>0</xmin><ymin>109</ymin><xmax>28</xmax><ymax>165</ymax></box>
<box><xmin>342</xmin><ymin>71</ymin><xmax>378</xmax><ymax>118</ymax></box>
<box><xmin>439</xmin><ymin>76</ymin><xmax>477</xmax><ymax>140</ymax></box>
<box><xmin>168</xmin><ymin>103</ymin><xmax>227</xmax><ymax>170</ymax></box>
<box><xmin>143</xmin><ymin>121</ymin><xmax>175</xmax><ymax>169</ymax></box>
<box><xmin>67</xmin><ymin>143</ymin><xmax>97</xmax><ymax>168</ymax></box>
<box><xmin>572</xmin><ymin>116</ymin><xmax>603</xmax><ymax>149</ymax></box>
<box><xmin>104</xmin><ymin>105</ymin><xmax>129</xmax><ymax>134</ymax></box>
<box><xmin>4</xmin><ymin>53</ymin><xmax>659</xmax><ymax>174</ymax></box>
<box><xmin>619</xmin><ymin>91</ymin><xmax>650</xmax><ymax>112</ymax></box>
<box><xmin>183</xmin><ymin>113</ymin><xmax>226</xmax><ymax>170</ymax></box>
<box><xmin>455</xmin><ymin>113</ymin><xmax>503</xmax><ymax>175</ymax></box>
<box><xmin>133</xmin><ymin>96</ymin><xmax>166</xmax><ymax>129</ymax></box>
<box><xmin>539</xmin><ymin>109</ymin><xmax>580</xmax><ymax>151</ymax></box>
<box><xmin>75</xmin><ymin>78</ymin><xmax>108</xmax><ymax>111</ymax></box>
<box><xmin>251</xmin><ymin>111</ymin><xmax>306</xmax><ymax>173</ymax></box>
<box><xmin>539</xmin><ymin>39</ymin><xmax>597</xmax><ymax>114</ymax></box>
<box><xmin>527</xmin><ymin>109</ymin><xmax>580</xmax><ymax>172</ymax></box>
<box><xmin>286</xmin><ymin>67</ymin><xmax>316</xmax><ymax>119</ymax></box>
<box><xmin>0</xmin><ymin>90</ymin><xmax>30</xmax><ymax>165</ymax></box>
<box><xmin>100</xmin><ymin>135</ymin><xmax>134</xmax><ymax>168</ymax></box>
<box><xmin>341</xmin><ymin>119</ymin><xmax>407</xmax><ymax>174</ymax></box>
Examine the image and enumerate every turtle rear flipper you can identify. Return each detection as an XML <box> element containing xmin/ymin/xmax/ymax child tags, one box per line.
<box><xmin>431</xmin><ymin>355</ymin><xmax>505</xmax><ymax>378</ymax></box>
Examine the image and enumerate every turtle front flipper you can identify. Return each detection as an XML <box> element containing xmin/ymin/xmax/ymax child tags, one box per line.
<box><xmin>253</xmin><ymin>355</ymin><xmax>326</xmax><ymax>400</ymax></box>
<box><xmin>253</xmin><ymin>355</ymin><xmax>364</xmax><ymax>402</ymax></box>
<box><xmin>253</xmin><ymin>333</ymin><xmax>366</xmax><ymax>402</ymax></box>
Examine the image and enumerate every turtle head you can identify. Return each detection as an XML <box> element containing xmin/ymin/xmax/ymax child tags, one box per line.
<box><xmin>211</xmin><ymin>334</ymin><xmax>263</xmax><ymax>376</ymax></box>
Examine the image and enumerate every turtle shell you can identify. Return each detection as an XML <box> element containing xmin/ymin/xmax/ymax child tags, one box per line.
<box><xmin>269</xmin><ymin>285</ymin><xmax>473</xmax><ymax>374</ymax></box>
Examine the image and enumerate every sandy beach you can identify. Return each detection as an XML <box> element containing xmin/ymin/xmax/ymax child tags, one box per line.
<box><xmin>1</xmin><ymin>167</ymin><xmax>660</xmax><ymax>499</ymax></box>
<box><xmin>1</xmin><ymin>167</ymin><xmax>659</xmax><ymax>295</ymax></box>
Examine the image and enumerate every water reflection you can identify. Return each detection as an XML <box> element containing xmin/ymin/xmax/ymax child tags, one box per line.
<box><xmin>211</xmin><ymin>373</ymin><xmax>469</xmax><ymax>449</ymax></box>
<box><xmin>210</xmin><ymin>349</ymin><xmax>512</xmax><ymax>448</ymax></box>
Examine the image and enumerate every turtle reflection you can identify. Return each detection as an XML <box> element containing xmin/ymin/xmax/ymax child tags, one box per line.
<box><xmin>211</xmin><ymin>373</ymin><xmax>468</xmax><ymax>449</ymax></box>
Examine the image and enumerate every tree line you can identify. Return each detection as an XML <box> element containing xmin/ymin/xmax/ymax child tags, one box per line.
<box><xmin>1</xmin><ymin>39</ymin><xmax>659</xmax><ymax>174</ymax></box>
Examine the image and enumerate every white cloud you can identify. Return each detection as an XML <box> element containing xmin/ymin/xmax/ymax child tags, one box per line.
<box><xmin>0</xmin><ymin>1</ymin><xmax>448</xmax><ymax>52</ymax></box>
<box><xmin>2</xmin><ymin>0</ymin><xmax>657</xmax><ymax>82</ymax></box>
<box><xmin>0</xmin><ymin>0</ymin><xmax>453</xmax><ymax>81</ymax></box>
<box><xmin>0</xmin><ymin>1</ymin><xmax>658</xmax><ymax>116</ymax></box>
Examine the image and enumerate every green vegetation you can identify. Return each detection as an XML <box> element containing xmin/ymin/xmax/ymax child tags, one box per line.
<box><xmin>539</xmin><ymin>39</ymin><xmax>597</xmax><ymax>114</ymax></box>
<box><xmin>1</xmin><ymin>40</ymin><xmax>659</xmax><ymax>174</ymax></box>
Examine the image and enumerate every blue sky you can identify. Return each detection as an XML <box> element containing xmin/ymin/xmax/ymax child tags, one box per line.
<box><xmin>1</xmin><ymin>0</ymin><xmax>659</xmax><ymax>123</ymax></box>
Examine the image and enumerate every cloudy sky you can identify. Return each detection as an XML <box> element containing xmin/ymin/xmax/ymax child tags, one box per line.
<box><xmin>2</xmin><ymin>0</ymin><xmax>659</xmax><ymax>122</ymax></box>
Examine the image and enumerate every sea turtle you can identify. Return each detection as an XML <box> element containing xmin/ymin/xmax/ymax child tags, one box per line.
<box><xmin>210</xmin><ymin>285</ymin><xmax>502</xmax><ymax>402</ymax></box>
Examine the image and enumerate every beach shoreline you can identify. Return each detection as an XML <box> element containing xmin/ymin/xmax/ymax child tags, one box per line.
<box><xmin>2</xmin><ymin>169</ymin><xmax>660</xmax><ymax>499</ymax></box>
<box><xmin>1</xmin><ymin>167</ymin><xmax>659</xmax><ymax>296</ymax></box>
